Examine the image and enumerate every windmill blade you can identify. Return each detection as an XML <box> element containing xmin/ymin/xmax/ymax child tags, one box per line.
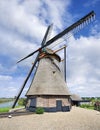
<box><xmin>12</xmin><ymin>24</ymin><xmax>53</xmax><ymax>108</ymax></box>
<box><xmin>17</xmin><ymin>24</ymin><xmax>53</xmax><ymax>63</ymax></box>
<box><xmin>41</xmin><ymin>23</ymin><xmax>53</xmax><ymax>46</ymax></box>
<box><xmin>17</xmin><ymin>52</ymin><xmax>36</xmax><ymax>63</ymax></box>
<box><xmin>17</xmin><ymin>11</ymin><xmax>95</xmax><ymax>63</ymax></box>
<box><xmin>44</xmin><ymin>11</ymin><xmax>95</xmax><ymax>47</ymax></box>
<box><xmin>64</xmin><ymin>46</ymin><xmax>67</xmax><ymax>82</ymax></box>
<box><xmin>12</xmin><ymin>53</ymin><xmax>39</xmax><ymax>108</ymax></box>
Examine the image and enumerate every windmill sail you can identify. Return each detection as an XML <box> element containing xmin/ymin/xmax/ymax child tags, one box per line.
<box><xmin>17</xmin><ymin>11</ymin><xmax>95</xmax><ymax>63</ymax></box>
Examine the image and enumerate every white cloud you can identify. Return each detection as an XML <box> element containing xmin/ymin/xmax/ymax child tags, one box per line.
<box><xmin>0</xmin><ymin>0</ymin><xmax>71</xmax><ymax>65</ymax></box>
<box><xmin>0</xmin><ymin>0</ymin><xmax>47</xmax><ymax>39</ymax></box>
<box><xmin>67</xmin><ymin>35</ymin><xmax>100</xmax><ymax>97</ymax></box>
<box><xmin>84</xmin><ymin>0</ymin><xmax>100</xmax><ymax>7</ymax></box>
<box><xmin>0</xmin><ymin>0</ymin><xmax>72</xmax><ymax>97</ymax></box>
<box><xmin>0</xmin><ymin>0</ymin><xmax>99</xmax><ymax>98</ymax></box>
<box><xmin>0</xmin><ymin>64</ymin><xmax>17</xmax><ymax>75</ymax></box>
<box><xmin>90</xmin><ymin>23</ymin><xmax>100</xmax><ymax>38</ymax></box>
<box><xmin>0</xmin><ymin>74</ymin><xmax>29</xmax><ymax>97</ymax></box>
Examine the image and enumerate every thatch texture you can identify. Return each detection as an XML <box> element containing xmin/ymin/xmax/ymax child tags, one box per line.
<box><xmin>70</xmin><ymin>94</ymin><xmax>82</xmax><ymax>101</ymax></box>
<box><xmin>26</xmin><ymin>56</ymin><xmax>70</xmax><ymax>96</ymax></box>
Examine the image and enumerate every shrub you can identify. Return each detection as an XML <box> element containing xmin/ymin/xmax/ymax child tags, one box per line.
<box><xmin>35</xmin><ymin>107</ymin><xmax>44</xmax><ymax>114</ymax></box>
<box><xmin>18</xmin><ymin>98</ymin><xmax>27</xmax><ymax>106</ymax></box>
<box><xmin>80</xmin><ymin>104</ymin><xmax>94</xmax><ymax>110</ymax></box>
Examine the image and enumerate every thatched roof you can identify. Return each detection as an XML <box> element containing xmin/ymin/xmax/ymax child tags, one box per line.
<box><xmin>26</xmin><ymin>53</ymin><xmax>70</xmax><ymax>96</ymax></box>
<box><xmin>70</xmin><ymin>94</ymin><xmax>82</xmax><ymax>101</ymax></box>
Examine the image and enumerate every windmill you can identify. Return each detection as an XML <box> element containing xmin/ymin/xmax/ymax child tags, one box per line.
<box><xmin>12</xmin><ymin>11</ymin><xmax>95</xmax><ymax>112</ymax></box>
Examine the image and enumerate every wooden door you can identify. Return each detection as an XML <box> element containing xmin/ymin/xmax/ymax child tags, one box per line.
<box><xmin>56</xmin><ymin>100</ymin><xmax>62</xmax><ymax>111</ymax></box>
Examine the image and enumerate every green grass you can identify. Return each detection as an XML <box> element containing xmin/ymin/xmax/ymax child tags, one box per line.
<box><xmin>80</xmin><ymin>104</ymin><xmax>94</xmax><ymax>110</ymax></box>
<box><xmin>15</xmin><ymin>105</ymin><xmax>24</xmax><ymax>108</ymax></box>
<box><xmin>0</xmin><ymin>105</ymin><xmax>24</xmax><ymax>113</ymax></box>
<box><xmin>0</xmin><ymin>107</ymin><xmax>10</xmax><ymax>113</ymax></box>
<box><xmin>85</xmin><ymin>106</ymin><xmax>94</xmax><ymax>110</ymax></box>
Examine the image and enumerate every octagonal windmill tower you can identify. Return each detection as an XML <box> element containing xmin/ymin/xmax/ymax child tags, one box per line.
<box><xmin>12</xmin><ymin>11</ymin><xmax>95</xmax><ymax>112</ymax></box>
<box><xmin>26</xmin><ymin>48</ymin><xmax>71</xmax><ymax>112</ymax></box>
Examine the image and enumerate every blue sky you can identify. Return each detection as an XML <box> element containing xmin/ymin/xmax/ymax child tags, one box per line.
<box><xmin>0</xmin><ymin>0</ymin><xmax>100</xmax><ymax>97</ymax></box>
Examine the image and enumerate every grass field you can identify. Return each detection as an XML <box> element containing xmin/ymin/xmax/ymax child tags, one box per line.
<box><xmin>0</xmin><ymin>105</ymin><xmax>24</xmax><ymax>113</ymax></box>
<box><xmin>0</xmin><ymin>98</ymin><xmax>25</xmax><ymax>113</ymax></box>
<box><xmin>0</xmin><ymin>107</ymin><xmax>10</xmax><ymax>113</ymax></box>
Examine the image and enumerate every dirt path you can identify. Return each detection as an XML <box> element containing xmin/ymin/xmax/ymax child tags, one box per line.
<box><xmin>0</xmin><ymin>107</ymin><xmax>100</xmax><ymax>130</ymax></box>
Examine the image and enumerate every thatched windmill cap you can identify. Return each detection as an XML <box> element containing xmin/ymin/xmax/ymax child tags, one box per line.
<box><xmin>40</xmin><ymin>48</ymin><xmax>61</xmax><ymax>62</ymax></box>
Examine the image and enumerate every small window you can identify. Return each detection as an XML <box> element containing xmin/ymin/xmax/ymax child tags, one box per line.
<box><xmin>53</xmin><ymin>71</ymin><xmax>56</xmax><ymax>74</ymax></box>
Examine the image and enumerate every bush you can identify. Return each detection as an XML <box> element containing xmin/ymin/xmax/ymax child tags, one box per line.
<box><xmin>18</xmin><ymin>98</ymin><xmax>27</xmax><ymax>106</ymax></box>
<box><xmin>35</xmin><ymin>107</ymin><xmax>44</xmax><ymax>114</ymax></box>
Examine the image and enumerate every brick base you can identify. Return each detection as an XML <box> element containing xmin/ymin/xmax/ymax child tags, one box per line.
<box><xmin>26</xmin><ymin>95</ymin><xmax>71</xmax><ymax>112</ymax></box>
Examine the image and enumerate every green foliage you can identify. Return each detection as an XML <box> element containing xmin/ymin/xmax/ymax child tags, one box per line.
<box><xmin>81</xmin><ymin>97</ymin><xmax>100</xmax><ymax>102</ymax></box>
<box><xmin>80</xmin><ymin>104</ymin><xmax>94</xmax><ymax>110</ymax></box>
<box><xmin>0</xmin><ymin>107</ymin><xmax>10</xmax><ymax>113</ymax></box>
<box><xmin>35</xmin><ymin>107</ymin><xmax>44</xmax><ymax>114</ymax></box>
<box><xmin>98</xmin><ymin>106</ymin><xmax>100</xmax><ymax>111</ymax></box>
<box><xmin>94</xmin><ymin>106</ymin><xmax>100</xmax><ymax>111</ymax></box>
<box><xmin>18</xmin><ymin>98</ymin><xmax>27</xmax><ymax>106</ymax></box>
<box><xmin>94</xmin><ymin>101</ymin><xmax>100</xmax><ymax>111</ymax></box>
<box><xmin>0</xmin><ymin>106</ymin><xmax>25</xmax><ymax>113</ymax></box>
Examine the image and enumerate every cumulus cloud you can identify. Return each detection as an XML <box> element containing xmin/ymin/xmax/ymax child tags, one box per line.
<box><xmin>0</xmin><ymin>75</ymin><xmax>24</xmax><ymax>97</ymax></box>
<box><xmin>67</xmin><ymin>34</ymin><xmax>100</xmax><ymax>96</ymax></box>
<box><xmin>0</xmin><ymin>0</ymin><xmax>47</xmax><ymax>39</ymax></box>
<box><xmin>0</xmin><ymin>0</ymin><xmax>100</xmax><ymax>97</ymax></box>
<box><xmin>0</xmin><ymin>0</ymin><xmax>72</xmax><ymax>97</ymax></box>
<box><xmin>0</xmin><ymin>0</ymin><xmax>71</xmax><ymax>66</ymax></box>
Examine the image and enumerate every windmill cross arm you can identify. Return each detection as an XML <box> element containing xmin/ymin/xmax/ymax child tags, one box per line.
<box><xmin>41</xmin><ymin>23</ymin><xmax>53</xmax><ymax>46</ymax></box>
<box><xmin>43</xmin><ymin>11</ymin><xmax>95</xmax><ymax>48</ymax></box>
<box><xmin>17</xmin><ymin>11</ymin><xmax>95</xmax><ymax>63</ymax></box>
<box><xmin>27</xmin><ymin>11</ymin><xmax>95</xmax><ymax>56</ymax></box>
<box><xmin>17</xmin><ymin>48</ymin><xmax>41</xmax><ymax>63</ymax></box>
<box><xmin>17</xmin><ymin>24</ymin><xmax>53</xmax><ymax>63</ymax></box>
